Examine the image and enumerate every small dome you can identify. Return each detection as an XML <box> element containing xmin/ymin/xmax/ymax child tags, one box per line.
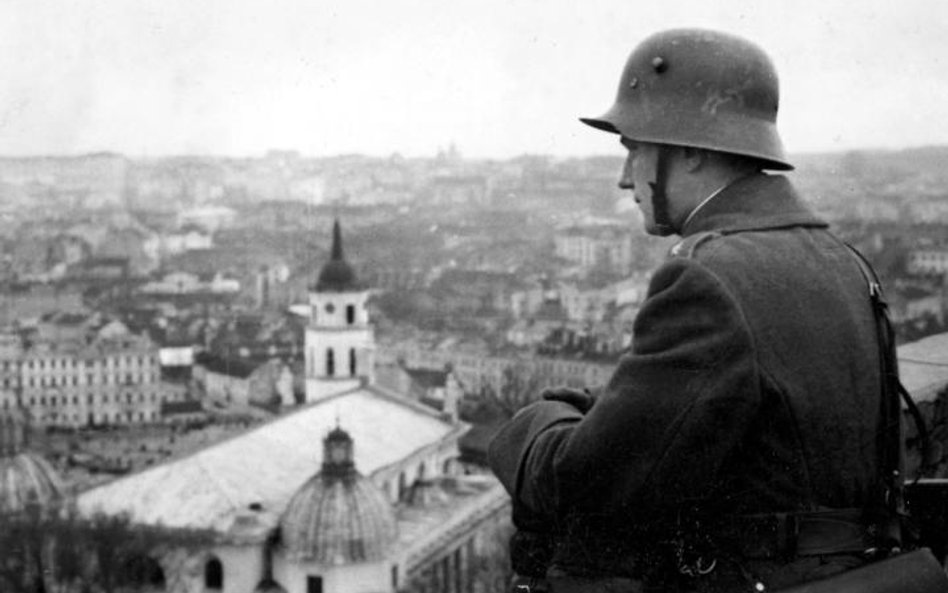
<box><xmin>313</xmin><ymin>220</ymin><xmax>362</xmax><ymax>292</ymax></box>
<box><xmin>0</xmin><ymin>410</ymin><xmax>65</xmax><ymax>513</ymax></box>
<box><xmin>279</xmin><ymin>427</ymin><xmax>396</xmax><ymax>564</ymax></box>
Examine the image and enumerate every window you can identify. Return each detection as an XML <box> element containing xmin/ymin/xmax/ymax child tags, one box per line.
<box><xmin>326</xmin><ymin>349</ymin><xmax>335</xmax><ymax>377</ymax></box>
<box><xmin>307</xmin><ymin>576</ymin><xmax>323</xmax><ymax>593</ymax></box>
<box><xmin>346</xmin><ymin>304</ymin><xmax>355</xmax><ymax>325</ymax></box>
<box><xmin>204</xmin><ymin>557</ymin><xmax>223</xmax><ymax>590</ymax></box>
<box><xmin>349</xmin><ymin>348</ymin><xmax>357</xmax><ymax>377</ymax></box>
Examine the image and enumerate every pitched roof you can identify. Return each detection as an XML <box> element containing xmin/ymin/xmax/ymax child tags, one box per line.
<box><xmin>899</xmin><ymin>332</ymin><xmax>948</xmax><ymax>403</ymax></box>
<box><xmin>77</xmin><ymin>386</ymin><xmax>462</xmax><ymax>532</ymax></box>
<box><xmin>196</xmin><ymin>353</ymin><xmax>259</xmax><ymax>379</ymax></box>
<box><xmin>161</xmin><ymin>400</ymin><xmax>204</xmax><ymax>415</ymax></box>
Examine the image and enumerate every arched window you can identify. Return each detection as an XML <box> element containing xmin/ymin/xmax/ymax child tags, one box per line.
<box><xmin>205</xmin><ymin>557</ymin><xmax>223</xmax><ymax>590</ymax></box>
<box><xmin>349</xmin><ymin>348</ymin><xmax>357</xmax><ymax>377</ymax></box>
<box><xmin>326</xmin><ymin>349</ymin><xmax>335</xmax><ymax>377</ymax></box>
<box><xmin>346</xmin><ymin>304</ymin><xmax>356</xmax><ymax>325</ymax></box>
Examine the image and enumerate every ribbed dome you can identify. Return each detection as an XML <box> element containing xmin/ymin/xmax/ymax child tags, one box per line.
<box><xmin>0</xmin><ymin>410</ymin><xmax>65</xmax><ymax>513</ymax></box>
<box><xmin>314</xmin><ymin>219</ymin><xmax>361</xmax><ymax>292</ymax></box>
<box><xmin>279</xmin><ymin>427</ymin><xmax>396</xmax><ymax>565</ymax></box>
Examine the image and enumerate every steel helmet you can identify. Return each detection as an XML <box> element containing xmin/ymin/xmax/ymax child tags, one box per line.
<box><xmin>581</xmin><ymin>28</ymin><xmax>793</xmax><ymax>170</ymax></box>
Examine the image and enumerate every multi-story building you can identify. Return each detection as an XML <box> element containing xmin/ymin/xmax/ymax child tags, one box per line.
<box><xmin>908</xmin><ymin>247</ymin><xmax>948</xmax><ymax>276</ymax></box>
<box><xmin>378</xmin><ymin>339</ymin><xmax>615</xmax><ymax>396</ymax></box>
<box><xmin>0</xmin><ymin>328</ymin><xmax>168</xmax><ymax>428</ymax></box>
<box><xmin>554</xmin><ymin>223</ymin><xmax>633</xmax><ymax>276</ymax></box>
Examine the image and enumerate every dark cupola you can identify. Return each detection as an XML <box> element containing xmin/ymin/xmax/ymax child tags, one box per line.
<box><xmin>314</xmin><ymin>220</ymin><xmax>361</xmax><ymax>292</ymax></box>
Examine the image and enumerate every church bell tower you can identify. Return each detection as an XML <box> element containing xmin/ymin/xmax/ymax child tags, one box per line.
<box><xmin>304</xmin><ymin>220</ymin><xmax>374</xmax><ymax>403</ymax></box>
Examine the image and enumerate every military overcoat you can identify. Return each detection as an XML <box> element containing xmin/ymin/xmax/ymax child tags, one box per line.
<box><xmin>488</xmin><ymin>174</ymin><xmax>884</xmax><ymax>587</ymax></box>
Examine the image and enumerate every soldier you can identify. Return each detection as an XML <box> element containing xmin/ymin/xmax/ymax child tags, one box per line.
<box><xmin>488</xmin><ymin>29</ymin><xmax>892</xmax><ymax>592</ymax></box>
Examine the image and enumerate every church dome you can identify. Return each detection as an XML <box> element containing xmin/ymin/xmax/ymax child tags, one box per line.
<box><xmin>279</xmin><ymin>426</ymin><xmax>396</xmax><ymax>565</ymax></box>
<box><xmin>0</xmin><ymin>409</ymin><xmax>65</xmax><ymax>513</ymax></box>
<box><xmin>314</xmin><ymin>220</ymin><xmax>362</xmax><ymax>293</ymax></box>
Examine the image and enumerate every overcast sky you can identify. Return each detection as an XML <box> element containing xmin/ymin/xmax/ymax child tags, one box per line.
<box><xmin>0</xmin><ymin>0</ymin><xmax>945</xmax><ymax>159</ymax></box>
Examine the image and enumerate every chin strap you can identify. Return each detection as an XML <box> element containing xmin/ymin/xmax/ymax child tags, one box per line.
<box><xmin>649</xmin><ymin>145</ymin><xmax>677</xmax><ymax>236</ymax></box>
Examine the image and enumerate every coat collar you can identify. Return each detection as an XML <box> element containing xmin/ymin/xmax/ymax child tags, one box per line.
<box><xmin>680</xmin><ymin>173</ymin><xmax>828</xmax><ymax>237</ymax></box>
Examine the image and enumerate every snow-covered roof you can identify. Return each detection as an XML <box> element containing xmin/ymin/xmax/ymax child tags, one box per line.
<box><xmin>898</xmin><ymin>332</ymin><xmax>948</xmax><ymax>403</ymax></box>
<box><xmin>77</xmin><ymin>386</ymin><xmax>461</xmax><ymax>532</ymax></box>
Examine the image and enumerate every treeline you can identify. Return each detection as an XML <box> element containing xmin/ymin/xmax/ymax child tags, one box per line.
<box><xmin>0</xmin><ymin>504</ymin><xmax>210</xmax><ymax>593</ymax></box>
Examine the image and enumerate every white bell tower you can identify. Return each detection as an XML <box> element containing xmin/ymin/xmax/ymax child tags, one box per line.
<box><xmin>304</xmin><ymin>220</ymin><xmax>374</xmax><ymax>403</ymax></box>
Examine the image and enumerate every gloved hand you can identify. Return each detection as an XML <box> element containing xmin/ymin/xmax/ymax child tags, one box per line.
<box><xmin>541</xmin><ymin>386</ymin><xmax>596</xmax><ymax>414</ymax></box>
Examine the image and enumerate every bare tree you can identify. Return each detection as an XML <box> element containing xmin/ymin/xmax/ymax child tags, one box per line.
<box><xmin>477</xmin><ymin>362</ymin><xmax>547</xmax><ymax>419</ymax></box>
<box><xmin>0</xmin><ymin>506</ymin><xmax>210</xmax><ymax>593</ymax></box>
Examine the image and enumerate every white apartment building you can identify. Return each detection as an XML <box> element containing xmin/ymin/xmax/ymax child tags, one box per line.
<box><xmin>0</xmin><ymin>333</ymin><xmax>168</xmax><ymax>428</ymax></box>
<box><xmin>554</xmin><ymin>224</ymin><xmax>633</xmax><ymax>275</ymax></box>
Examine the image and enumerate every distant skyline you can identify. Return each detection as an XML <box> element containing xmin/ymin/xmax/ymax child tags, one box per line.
<box><xmin>0</xmin><ymin>0</ymin><xmax>946</xmax><ymax>159</ymax></box>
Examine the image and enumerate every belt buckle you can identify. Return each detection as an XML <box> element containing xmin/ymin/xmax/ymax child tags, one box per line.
<box><xmin>512</xmin><ymin>576</ymin><xmax>548</xmax><ymax>593</ymax></box>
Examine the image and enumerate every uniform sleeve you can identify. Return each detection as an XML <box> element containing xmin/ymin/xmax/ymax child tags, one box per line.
<box><xmin>488</xmin><ymin>256</ymin><xmax>760</xmax><ymax>523</ymax></box>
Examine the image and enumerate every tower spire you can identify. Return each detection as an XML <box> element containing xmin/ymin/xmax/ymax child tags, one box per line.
<box><xmin>314</xmin><ymin>219</ymin><xmax>359</xmax><ymax>292</ymax></box>
<box><xmin>330</xmin><ymin>218</ymin><xmax>344</xmax><ymax>262</ymax></box>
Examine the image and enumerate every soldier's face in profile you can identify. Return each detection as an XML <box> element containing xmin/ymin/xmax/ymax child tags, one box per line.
<box><xmin>618</xmin><ymin>138</ymin><xmax>663</xmax><ymax>235</ymax></box>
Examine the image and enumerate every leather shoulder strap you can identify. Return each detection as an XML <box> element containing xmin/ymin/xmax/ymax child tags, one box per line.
<box><xmin>844</xmin><ymin>243</ymin><xmax>932</xmax><ymax>478</ymax></box>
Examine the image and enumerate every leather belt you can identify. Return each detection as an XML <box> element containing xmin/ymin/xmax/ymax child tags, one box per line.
<box><xmin>724</xmin><ymin>509</ymin><xmax>876</xmax><ymax>559</ymax></box>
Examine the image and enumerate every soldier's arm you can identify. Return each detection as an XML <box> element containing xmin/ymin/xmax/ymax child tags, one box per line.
<box><xmin>489</xmin><ymin>255</ymin><xmax>760</xmax><ymax>521</ymax></box>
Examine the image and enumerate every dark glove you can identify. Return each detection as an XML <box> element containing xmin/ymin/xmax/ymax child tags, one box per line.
<box><xmin>541</xmin><ymin>386</ymin><xmax>596</xmax><ymax>414</ymax></box>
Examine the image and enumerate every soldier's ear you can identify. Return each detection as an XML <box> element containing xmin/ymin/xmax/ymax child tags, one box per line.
<box><xmin>680</xmin><ymin>147</ymin><xmax>707</xmax><ymax>173</ymax></box>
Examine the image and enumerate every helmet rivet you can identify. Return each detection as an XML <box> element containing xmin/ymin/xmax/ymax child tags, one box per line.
<box><xmin>652</xmin><ymin>56</ymin><xmax>667</xmax><ymax>73</ymax></box>
<box><xmin>628</xmin><ymin>77</ymin><xmax>639</xmax><ymax>89</ymax></box>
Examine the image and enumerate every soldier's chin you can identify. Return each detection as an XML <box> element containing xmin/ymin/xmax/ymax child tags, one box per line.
<box><xmin>643</xmin><ymin>218</ymin><xmax>676</xmax><ymax>237</ymax></box>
